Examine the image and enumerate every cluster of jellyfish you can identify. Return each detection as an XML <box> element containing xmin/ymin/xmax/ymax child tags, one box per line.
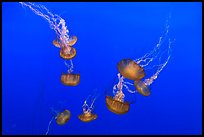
<box><xmin>19</xmin><ymin>2</ymin><xmax>174</xmax><ymax>135</ymax></box>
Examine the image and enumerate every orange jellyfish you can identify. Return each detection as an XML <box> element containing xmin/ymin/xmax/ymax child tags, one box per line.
<box><xmin>61</xmin><ymin>60</ymin><xmax>80</xmax><ymax>86</ymax></box>
<box><xmin>61</xmin><ymin>73</ymin><xmax>80</xmax><ymax>86</ymax></box>
<box><xmin>60</xmin><ymin>46</ymin><xmax>76</xmax><ymax>60</ymax></box>
<box><xmin>60</xmin><ymin>36</ymin><xmax>78</xmax><ymax>60</ymax></box>
<box><xmin>56</xmin><ymin>109</ymin><xmax>71</xmax><ymax>125</ymax></box>
<box><xmin>46</xmin><ymin>109</ymin><xmax>71</xmax><ymax>134</ymax></box>
<box><xmin>67</xmin><ymin>36</ymin><xmax>77</xmax><ymax>46</ymax></box>
<box><xmin>105</xmin><ymin>73</ymin><xmax>130</xmax><ymax>114</ymax></box>
<box><xmin>106</xmin><ymin>95</ymin><xmax>130</xmax><ymax>115</ymax></box>
<box><xmin>117</xmin><ymin>59</ymin><xmax>145</xmax><ymax>80</ymax></box>
<box><xmin>52</xmin><ymin>39</ymin><xmax>61</xmax><ymax>48</ymax></box>
<box><xmin>78</xmin><ymin>95</ymin><xmax>98</xmax><ymax>122</ymax></box>
<box><xmin>134</xmin><ymin>80</ymin><xmax>150</xmax><ymax>96</ymax></box>
<box><xmin>78</xmin><ymin>112</ymin><xmax>97</xmax><ymax>122</ymax></box>
<box><xmin>53</xmin><ymin>36</ymin><xmax>77</xmax><ymax>47</ymax></box>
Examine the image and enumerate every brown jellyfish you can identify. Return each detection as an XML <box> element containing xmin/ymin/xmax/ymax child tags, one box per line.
<box><xmin>106</xmin><ymin>73</ymin><xmax>130</xmax><ymax>114</ymax></box>
<box><xmin>106</xmin><ymin>95</ymin><xmax>130</xmax><ymax>115</ymax></box>
<box><xmin>67</xmin><ymin>36</ymin><xmax>77</xmax><ymax>46</ymax></box>
<box><xmin>60</xmin><ymin>46</ymin><xmax>76</xmax><ymax>60</ymax></box>
<box><xmin>117</xmin><ymin>59</ymin><xmax>145</xmax><ymax>80</ymax></box>
<box><xmin>134</xmin><ymin>80</ymin><xmax>150</xmax><ymax>96</ymax></box>
<box><xmin>56</xmin><ymin>110</ymin><xmax>71</xmax><ymax>125</ymax></box>
<box><xmin>52</xmin><ymin>39</ymin><xmax>61</xmax><ymax>48</ymax></box>
<box><xmin>78</xmin><ymin>95</ymin><xmax>98</xmax><ymax>122</ymax></box>
<box><xmin>61</xmin><ymin>73</ymin><xmax>80</xmax><ymax>86</ymax></box>
<box><xmin>78</xmin><ymin>112</ymin><xmax>97</xmax><ymax>122</ymax></box>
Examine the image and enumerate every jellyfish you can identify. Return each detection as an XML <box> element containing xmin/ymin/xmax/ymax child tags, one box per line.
<box><xmin>134</xmin><ymin>80</ymin><xmax>150</xmax><ymax>96</ymax></box>
<box><xmin>117</xmin><ymin>59</ymin><xmax>145</xmax><ymax>80</ymax></box>
<box><xmin>61</xmin><ymin>60</ymin><xmax>80</xmax><ymax>86</ymax></box>
<box><xmin>60</xmin><ymin>46</ymin><xmax>77</xmax><ymax>60</ymax></box>
<box><xmin>53</xmin><ymin>39</ymin><xmax>61</xmax><ymax>48</ymax></box>
<box><xmin>106</xmin><ymin>73</ymin><xmax>131</xmax><ymax>114</ymax></box>
<box><xmin>45</xmin><ymin>107</ymin><xmax>71</xmax><ymax>135</ymax></box>
<box><xmin>78</xmin><ymin>91</ymin><xmax>98</xmax><ymax>122</ymax></box>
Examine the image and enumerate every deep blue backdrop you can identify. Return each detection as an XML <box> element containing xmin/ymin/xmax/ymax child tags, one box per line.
<box><xmin>2</xmin><ymin>2</ymin><xmax>202</xmax><ymax>135</ymax></box>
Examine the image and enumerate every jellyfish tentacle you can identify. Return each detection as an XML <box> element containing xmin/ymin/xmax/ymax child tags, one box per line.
<box><xmin>45</xmin><ymin>116</ymin><xmax>55</xmax><ymax>135</ymax></box>
<box><xmin>123</xmin><ymin>83</ymin><xmax>137</xmax><ymax>93</ymax></box>
<box><xmin>135</xmin><ymin>14</ymin><xmax>171</xmax><ymax>68</ymax></box>
<box><xmin>19</xmin><ymin>2</ymin><xmax>70</xmax><ymax>47</ymax></box>
<box><xmin>143</xmin><ymin>38</ymin><xmax>174</xmax><ymax>86</ymax></box>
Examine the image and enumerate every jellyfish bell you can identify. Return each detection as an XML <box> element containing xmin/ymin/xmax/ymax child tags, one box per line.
<box><xmin>60</xmin><ymin>46</ymin><xmax>76</xmax><ymax>60</ymax></box>
<box><xmin>78</xmin><ymin>112</ymin><xmax>97</xmax><ymax>122</ymax></box>
<box><xmin>67</xmin><ymin>36</ymin><xmax>77</xmax><ymax>46</ymax></box>
<box><xmin>106</xmin><ymin>95</ymin><xmax>130</xmax><ymax>115</ymax></box>
<box><xmin>46</xmin><ymin>107</ymin><xmax>71</xmax><ymax>135</ymax></box>
<box><xmin>52</xmin><ymin>39</ymin><xmax>61</xmax><ymax>48</ymax></box>
<box><xmin>134</xmin><ymin>80</ymin><xmax>150</xmax><ymax>96</ymax></box>
<box><xmin>61</xmin><ymin>73</ymin><xmax>80</xmax><ymax>86</ymax></box>
<box><xmin>56</xmin><ymin>109</ymin><xmax>71</xmax><ymax>125</ymax></box>
<box><xmin>117</xmin><ymin>59</ymin><xmax>145</xmax><ymax>80</ymax></box>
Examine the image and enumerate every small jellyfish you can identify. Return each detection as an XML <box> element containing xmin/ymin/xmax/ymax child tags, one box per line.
<box><xmin>78</xmin><ymin>92</ymin><xmax>98</xmax><ymax>122</ymax></box>
<box><xmin>134</xmin><ymin>80</ymin><xmax>150</xmax><ymax>96</ymax></box>
<box><xmin>61</xmin><ymin>60</ymin><xmax>80</xmax><ymax>86</ymax></box>
<box><xmin>52</xmin><ymin>39</ymin><xmax>61</xmax><ymax>48</ymax></box>
<box><xmin>67</xmin><ymin>36</ymin><xmax>77</xmax><ymax>46</ymax></box>
<box><xmin>106</xmin><ymin>73</ymin><xmax>130</xmax><ymax>114</ymax></box>
<box><xmin>61</xmin><ymin>73</ymin><xmax>80</xmax><ymax>86</ymax></box>
<box><xmin>60</xmin><ymin>46</ymin><xmax>76</xmax><ymax>60</ymax></box>
<box><xmin>117</xmin><ymin>59</ymin><xmax>145</xmax><ymax>81</ymax></box>
<box><xmin>106</xmin><ymin>95</ymin><xmax>130</xmax><ymax>115</ymax></box>
<box><xmin>78</xmin><ymin>111</ymin><xmax>97</xmax><ymax>122</ymax></box>
<box><xmin>46</xmin><ymin>107</ymin><xmax>71</xmax><ymax>135</ymax></box>
<box><xmin>61</xmin><ymin>74</ymin><xmax>80</xmax><ymax>86</ymax></box>
<box><xmin>56</xmin><ymin>109</ymin><xmax>71</xmax><ymax>125</ymax></box>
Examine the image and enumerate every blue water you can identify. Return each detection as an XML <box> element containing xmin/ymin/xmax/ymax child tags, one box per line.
<box><xmin>2</xmin><ymin>2</ymin><xmax>202</xmax><ymax>135</ymax></box>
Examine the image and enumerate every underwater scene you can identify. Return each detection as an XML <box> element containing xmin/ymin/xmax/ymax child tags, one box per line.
<box><xmin>2</xmin><ymin>2</ymin><xmax>202</xmax><ymax>135</ymax></box>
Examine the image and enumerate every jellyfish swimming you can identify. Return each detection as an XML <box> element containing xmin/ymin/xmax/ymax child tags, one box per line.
<box><xmin>117</xmin><ymin>58</ymin><xmax>145</xmax><ymax>81</ymax></box>
<box><xmin>19</xmin><ymin>2</ymin><xmax>80</xmax><ymax>86</ymax></box>
<box><xmin>106</xmin><ymin>14</ymin><xmax>174</xmax><ymax>114</ymax></box>
<box><xmin>106</xmin><ymin>73</ymin><xmax>130</xmax><ymax>114</ymax></box>
<box><xmin>78</xmin><ymin>91</ymin><xmax>98</xmax><ymax>122</ymax></box>
<box><xmin>45</xmin><ymin>107</ymin><xmax>71</xmax><ymax>135</ymax></box>
<box><xmin>61</xmin><ymin>60</ymin><xmax>80</xmax><ymax>86</ymax></box>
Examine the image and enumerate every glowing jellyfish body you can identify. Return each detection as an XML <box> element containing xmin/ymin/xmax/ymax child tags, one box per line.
<box><xmin>60</xmin><ymin>47</ymin><xmax>76</xmax><ymax>60</ymax></box>
<box><xmin>134</xmin><ymin>80</ymin><xmax>150</xmax><ymax>96</ymax></box>
<box><xmin>78</xmin><ymin>112</ymin><xmax>97</xmax><ymax>122</ymax></box>
<box><xmin>79</xmin><ymin>93</ymin><xmax>98</xmax><ymax>122</ymax></box>
<box><xmin>53</xmin><ymin>39</ymin><xmax>61</xmax><ymax>48</ymax></box>
<box><xmin>56</xmin><ymin>110</ymin><xmax>71</xmax><ymax>125</ymax></box>
<box><xmin>105</xmin><ymin>73</ymin><xmax>130</xmax><ymax>114</ymax></box>
<box><xmin>45</xmin><ymin>109</ymin><xmax>71</xmax><ymax>134</ymax></box>
<box><xmin>61</xmin><ymin>73</ymin><xmax>80</xmax><ymax>86</ymax></box>
<box><xmin>118</xmin><ymin>59</ymin><xmax>145</xmax><ymax>80</ymax></box>
<box><xmin>106</xmin><ymin>95</ymin><xmax>130</xmax><ymax>114</ymax></box>
<box><xmin>67</xmin><ymin>36</ymin><xmax>77</xmax><ymax>46</ymax></box>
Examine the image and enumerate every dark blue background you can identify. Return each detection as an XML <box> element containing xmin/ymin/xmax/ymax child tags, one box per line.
<box><xmin>2</xmin><ymin>2</ymin><xmax>202</xmax><ymax>135</ymax></box>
